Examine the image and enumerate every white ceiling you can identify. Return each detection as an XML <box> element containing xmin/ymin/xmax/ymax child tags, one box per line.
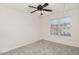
<box><xmin>0</xmin><ymin>3</ymin><xmax>79</xmax><ymax>15</ymax></box>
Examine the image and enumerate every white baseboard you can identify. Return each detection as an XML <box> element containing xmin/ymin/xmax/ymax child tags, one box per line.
<box><xmin>0</xmin><ymin>39</ymin><xmax>40</xmax><ymax>54</ymax></box>
<box><xmin>44</xmin><ymin>38</ymin><xmax>79</xmax><ymax>48</ymax></box>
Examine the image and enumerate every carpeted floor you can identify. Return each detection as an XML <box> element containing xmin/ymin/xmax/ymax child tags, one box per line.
<box><xmin>1</xmin><ymin>40</ymin><xmax>79</xmax><ymax>55</ymax></box>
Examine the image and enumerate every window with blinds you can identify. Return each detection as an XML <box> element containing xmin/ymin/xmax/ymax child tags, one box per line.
<box><xmin>49</xmin><ymin>16</ymin><xmax>71</xmax><ymax>36</ymax></box>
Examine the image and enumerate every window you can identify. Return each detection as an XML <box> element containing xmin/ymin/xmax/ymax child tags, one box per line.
<box><xmin>49</xmin><ymin>16</ymin><xmax>71</xmax><ymax>36</ymax></box>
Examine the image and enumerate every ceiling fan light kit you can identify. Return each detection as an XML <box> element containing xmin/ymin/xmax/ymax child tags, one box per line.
<box><xmin>28</xmin><ymin>3</ymin><xmax>53</xmax><ymax>15</ymax></box>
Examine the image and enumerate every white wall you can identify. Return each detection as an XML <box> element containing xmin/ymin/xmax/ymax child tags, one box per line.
<box><xmin>0</xmin><ymin>6</ymin><xmax>40</xmax><ymax>53</ymax></box>
<box><xmin>41</xmin><ymin>8</ymin><xmax>79</xmax><ymax>48</ymax></box>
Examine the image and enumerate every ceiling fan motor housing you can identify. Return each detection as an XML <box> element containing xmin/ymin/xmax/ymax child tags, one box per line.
<box><xmin>37</xmin><ymin>5</ymin><xmax>43</xmax><ymax>11</ymax></box>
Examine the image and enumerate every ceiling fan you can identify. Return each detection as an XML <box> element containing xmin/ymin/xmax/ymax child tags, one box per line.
<box><xmin>28</xmin><ymin>3</ymin><xmax>52</xmax><ymax>15</ymax></box>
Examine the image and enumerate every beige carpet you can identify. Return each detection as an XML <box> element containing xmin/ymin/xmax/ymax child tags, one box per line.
<box><xmin>1</xmin><ymin>40</ymin><xmax>79</xmax><ymax>55</ymax></box>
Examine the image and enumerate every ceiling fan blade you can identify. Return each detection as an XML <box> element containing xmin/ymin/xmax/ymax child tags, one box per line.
<box><xmin>30</xmin><ymin>10</ymin><xmax>38</xmax><ymax>14</ymax></box>
<box><xmin>42</xmin><ymin>3</ymin><xmax>49</xmax><ymax>8</ymax></box>
<box><xmin>28</xmin><ymin>6</ymin><xmax>37</xmax><ymax>9</ymax></box>
<box><xmin>43</xmin><ymin>9</ymin><xmax>52</xmax><ymax>12</ymax></box>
